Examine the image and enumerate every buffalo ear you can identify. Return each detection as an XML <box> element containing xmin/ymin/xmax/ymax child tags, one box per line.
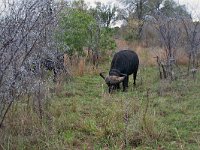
<box><xmin>99</xmin><ymin>72</ymin><xmax>105</xmax><ymax>79</ymax></box>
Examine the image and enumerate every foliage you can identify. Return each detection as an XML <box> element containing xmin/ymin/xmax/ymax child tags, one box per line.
<box><xmin>90</xmin><ymin>2</ymin><xmax>118</xmax><ymax>28</ymax></box>
<box><xmin>99</xmin><ymin>28</ymin><xmax>117</xmax><ymax>52</ymax></box>
<box><xmin>121</xmin><ymin>19</ymin><xmax>140</xmax><ymax>41</ymax></box>
<box><xmin>87</xmin><ymin>22</ymin><xmax>116</xmax><ymax>55</ymax></box>
<box><xmin>57</xmin><ymin>0</ymin><xmax>117</xmax><ymax>56</ymax></box>
<box><xmin>1</xmin><ymin>0</ymin><xmax>200</xmax><ymax>149</ymax></box>
<box><xmin>58</xmin><ymin>8</ymin><xmax>96</xmax><ymax>56</ymax></box>
<box><xmin>88</xmin><ymin>3</ymin><xmax>117</xmax><ymax>53</ymax></box>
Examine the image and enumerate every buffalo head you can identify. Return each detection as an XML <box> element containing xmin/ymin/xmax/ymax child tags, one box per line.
<box><xmin>100</xmin><ymin>72</ymin><xmax>126</xmax><ymax>93</ymax></box>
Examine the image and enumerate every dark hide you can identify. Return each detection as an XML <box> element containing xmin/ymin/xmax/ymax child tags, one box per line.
<box><xmin>100</xmin><ymin>50</ymin><xmax>139</xmax><ymax>93</ymax></box>
<box><xmin>41</xmin><ymin>57</ymin><xmax>64</xmax><ymax>82</ymax></box>
<box><xmin>41</xmin><ymin>58</ymin><xmax>55</xmax><ymax>71</ymax></box>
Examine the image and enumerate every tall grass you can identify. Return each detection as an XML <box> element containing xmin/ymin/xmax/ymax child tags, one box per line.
<box><xmin>0</xmin><ymin>45</ymin><xmax>200</xmax><ymax>149</ymax></box>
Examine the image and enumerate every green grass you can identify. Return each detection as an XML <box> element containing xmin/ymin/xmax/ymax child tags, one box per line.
<box><xmin>0</xmin><ymin>66</ymin><xmax>200</xmax><ymax>149</ymax></box>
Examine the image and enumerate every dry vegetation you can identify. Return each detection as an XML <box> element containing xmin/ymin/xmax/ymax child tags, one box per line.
<box><xmin>0</xmin><ymin>0</ymin><xmax>200</xmax><ymax>149</ymax></box>
<box><xmin>115</xmin><ymin>39</ymin><xmax>189</xmax><ymax>67</ymax></box>
<box><xmin>0</xmin><ymin>40</ymin><xmax>200</xmax><ymax>149</ymax></box>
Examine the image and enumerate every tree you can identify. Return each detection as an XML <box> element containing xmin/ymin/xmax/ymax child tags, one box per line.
<box><xmin>90</xmin><ymin>2</ymin><xmax>117</xmax><ymax>28</ymax></box>
<box><xmin>160</xmin><ymin>0</ymin><xmax>191</xmax><ymax>18</ymax></box>
<box><xmin>89</xmin><ymin>3</ymin><xmax>117</xmax><ymax>52</ymax></box>
<box><xmin>181</xmin><ymin>19</ymin><xmax>200</xmax><ymax>75</ymax></box>
<box><xmin>153</xmin><ymin>14</ymin><xmax>183</xmax><ymax>80</ymax></box>
<box><xmin>118</xmin><ymin>0</ymin><xmax>162</xmax><ymax>40</ymax></box>
<box><xmin>87</xmin><ymin>3</ymin><xmax>117</xmax><ymax>67</ymax></box>
<box><xmin>121</xmin><ymin>0</ymin><xmax>147</xmax><ymax>40</ymax></box>
<box><xmin>57</xmin><ymin>0</ymin><xmax>116</xmax><ymax>68</ymax></box>
<box><xmin>118</xmin><ymin>0</ymin><xmax>190</xmax><ymax>40</ymax></box>
<box><xmin>0</xmin><ymin>0</ymin><xmax>64</xmax><ymax>127</ymax></box>
<box><xmin>58</xmin><ymin>7</ymin><xmax>95</xmax><ymax>56</ymax></box>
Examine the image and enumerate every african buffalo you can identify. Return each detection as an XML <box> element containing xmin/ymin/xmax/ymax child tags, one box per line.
<box><xmin>100</xmin><ymin>50</ymin><xmax>139</xmax><ymax>93</ymax></box>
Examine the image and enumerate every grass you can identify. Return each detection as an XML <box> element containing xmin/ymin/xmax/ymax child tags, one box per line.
<box><xmin>0</xmin><ymin>63</ymin><xmax>200</xmax><ymax>149</ymax></box>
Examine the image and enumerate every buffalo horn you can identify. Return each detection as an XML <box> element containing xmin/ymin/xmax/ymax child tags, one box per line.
<box><xmin>107</xmin><ymin>75</ymin><xmax>125</xmax><ymax>84</ymax></box>
<box><xmin>99</xmin><ymin>72</ymin><xmax>106</xmax><ymax>79</ymax></box>
<box><xmin>119</xmin><ymin>72</ymin><xmax>127</xmax><ymax>77</ymax></box>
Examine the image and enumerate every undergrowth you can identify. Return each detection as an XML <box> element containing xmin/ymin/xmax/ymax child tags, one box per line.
<box><xmin>0</xmin><ymin>65</ymin><xmax>200</xmax><ymax>149</ymax></box>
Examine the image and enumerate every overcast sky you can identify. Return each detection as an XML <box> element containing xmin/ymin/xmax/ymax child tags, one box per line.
<box><xmin>0</xmin><ymin>0</ymin><xmax>199</xmax><ymax>20</ymax></box>
<box><xmin>84</xmin><ymin>0</ymin><xmax>200</xmax><ymax>20</ymax></box>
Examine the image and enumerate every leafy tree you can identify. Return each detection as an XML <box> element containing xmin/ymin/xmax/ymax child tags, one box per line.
<box><xmin>88</xmin><ymin>3</ymin><xmax>117</xmax><ymax>52</ymax></box>
<box><xmin>83</xmin><ymin>2</ymin><xmax>117</xmax><ymax>67</ymax></box>
<box><xmin>57</xmin><ymin>0</ymin><xmax>116</xmax><ymax>60</ymax></box>
<box><xmin>58</xmin><ymin>8</ymin><xmax>95</xmax><ymax>56</ymax></box>
<box><xmin>87</xmin><ymin>23</ymin><xmax>116</xmax><ymax>67</ymax></box>
<box><xmin>99</xmin><ymin>28</ymin><xmax>116</xmax><ymax>51</ymax></box>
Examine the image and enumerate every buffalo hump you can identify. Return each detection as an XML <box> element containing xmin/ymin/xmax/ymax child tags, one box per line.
<box><xmin>110</xmin><ymin>50</ymin><xmax>139</xmax><ymax>76</ymax></box>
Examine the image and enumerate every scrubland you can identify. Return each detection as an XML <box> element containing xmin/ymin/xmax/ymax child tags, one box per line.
<box><xmin>0</xmin><ymin>45</ymin><xmax>200</xmax><ymax>150</ymax></box>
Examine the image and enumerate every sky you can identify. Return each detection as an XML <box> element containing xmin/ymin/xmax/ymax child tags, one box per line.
<box><xmin>176</xmin><ymin>0</ymin><xmax>200</xmax><ymax>20</ymax></box>
<box><xmin>84</xmin><ymin>0</ymin><xmax>200</xmax><ymax>20</ymax></box>
<box><xmin>0</xmin><ymin>0</ymin><xmax>199</xmax><ymax>20</ymax></box>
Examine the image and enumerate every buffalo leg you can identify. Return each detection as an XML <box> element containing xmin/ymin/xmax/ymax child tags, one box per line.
<box><xmin>122</xmin><ymin>76</ymin><xmax>128</xmax><ymax>91</ymax></box>
<box><xmin>109</xmin><ymin>87</ymin><xmax>111</xmax><ymax>93</ymax></box>
<box><xmin>116</xmin><ymin>83</ymin><xmax>120</xmax><ymax>89</ymax></box>
<box><xmin>133</xmin><ymin>71</ymin><xmax>137</xmax><ymax>85</ymax></box>
<box><xmin>53</xmin><ymin>69</ymin><xmax>57</xmax><ymax>82</ymax></box>
<box><xmin>127</xmin><ymin>76</ymin><xmax>129</xmax><ymax>87</ymax></box>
